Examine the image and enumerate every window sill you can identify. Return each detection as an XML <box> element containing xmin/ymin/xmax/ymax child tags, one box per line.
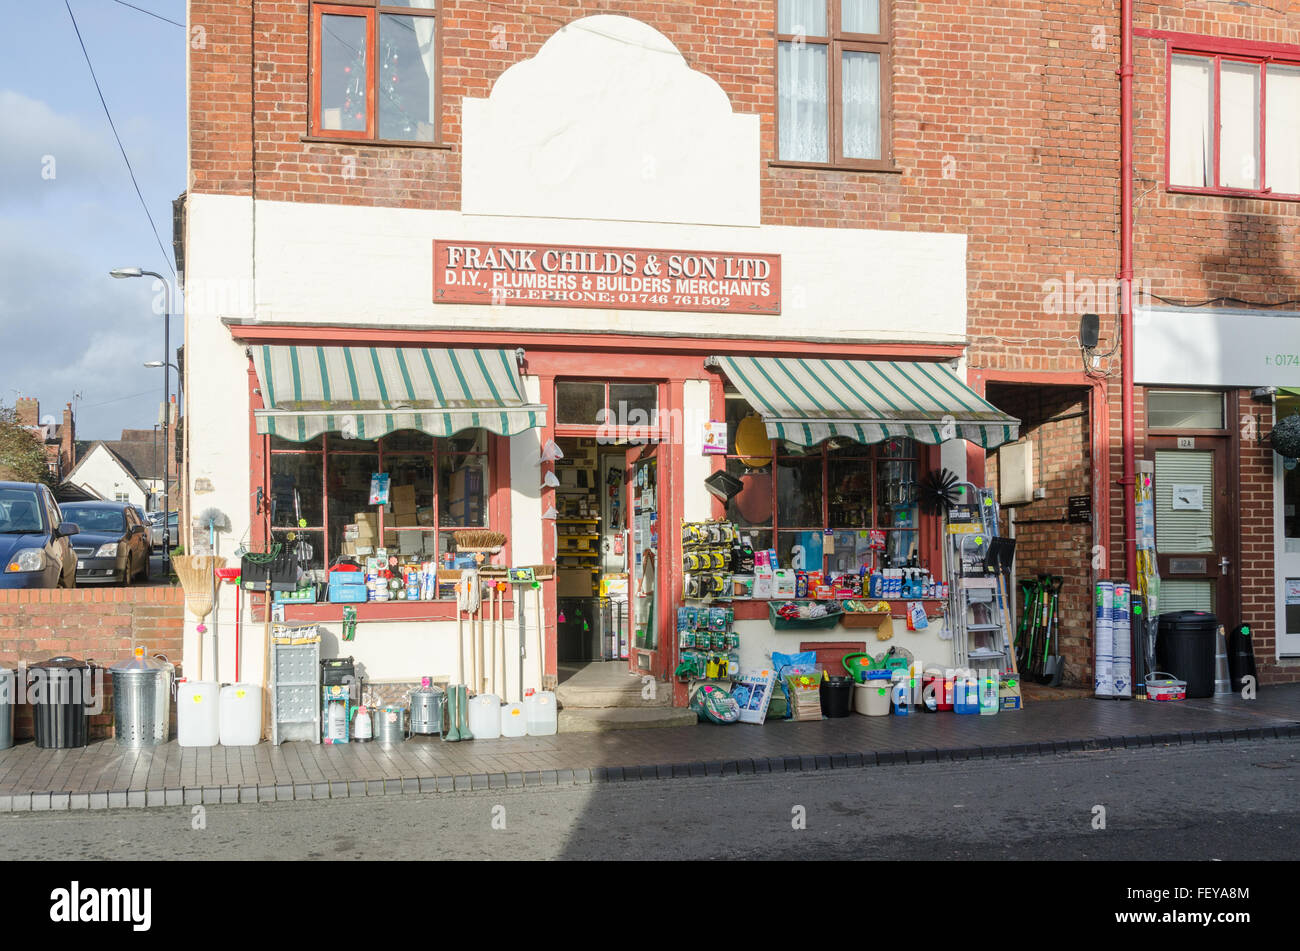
<box><xmin>1166</xmin><ymin>185</ymin><xmax>1300</xmax><ymax>204</ymax></box>
<box><xmin>280</xmin><ymin>600</ymin><xmax>514</xmax><ymax>623</ymax></box>
<box><xmin>301</xmin><ymin>135</ymin><xmax>453</xmax><ymax>151</ymax></box>
<box><xmin>768</xmin><ymin>160</ymin><xmax>903</xmax><ymax>174</ymax></box>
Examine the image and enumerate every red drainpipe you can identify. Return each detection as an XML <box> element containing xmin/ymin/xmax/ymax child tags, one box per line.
<box><xmin>1119</xmin><ymin>0</ymin><xmax>1138</xmax><ymax>591</ymax></box>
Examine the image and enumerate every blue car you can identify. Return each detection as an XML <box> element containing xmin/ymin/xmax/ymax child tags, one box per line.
<box><xmin>0</xmin><ymin>482</ymin><xmax>79</xmax><ymax>589</ymax></box>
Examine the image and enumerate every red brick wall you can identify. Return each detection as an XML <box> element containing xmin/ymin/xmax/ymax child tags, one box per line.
<box><xmin>0</xmin><ymin>588</ymin><xmax>185</xmax><ymax>740</ymax></box>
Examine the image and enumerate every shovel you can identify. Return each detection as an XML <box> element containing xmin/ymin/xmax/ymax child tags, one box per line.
<box><xmin>1041</xmin><ymin>575</ymin><xmax>1064</xmax><ymax>685</ymax></box>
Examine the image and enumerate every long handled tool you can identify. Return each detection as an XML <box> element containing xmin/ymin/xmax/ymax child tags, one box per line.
<box><xmin>1040</xmin><ymin>575</ymin><xmax>1065</xmax><ymax>685</ymax></box>
<box><xmin>485</xmin><ymin>584</ymin><xmax>494</xmax><ymax>697</ymax></box>
<box><xmin>1015</xmin><ymin>579</ymin><xmax>1035</xmax><ymax>673</ymax></box>
<box><xmin>537</xmin><ymin>582</ymin><xmax>555</xmax><ymax>692</ymax></box>
<box><xmin>497</xmin><ymin>583</ymin><xmax>506</xmax><ymax>699</ymax></box>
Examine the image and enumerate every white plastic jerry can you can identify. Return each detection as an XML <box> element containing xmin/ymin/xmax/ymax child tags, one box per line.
<box><xmin>177</xmin><ymin>681</ymin><xmax>221</xmax><ymax>747</ymax></box>
<box><xmin>500</xmin><ymin>701</ymin><xmax>527</xmax><ymax>737</ymax></box>
<box><xmin>524</xmin><ymin>691</ymin><xmax>558</xmax><ymax>736</ymax></box>
<box><xmin>219</xmin><ymin>683</ymin><xmax>262</xmax><ymax>746</ymax></box>
<box><xmin>467</xmin><ymin>694</ymin><xmax>502</xmax><ymax>740</ymax></box>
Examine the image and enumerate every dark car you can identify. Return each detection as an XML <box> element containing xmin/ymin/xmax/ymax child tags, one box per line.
<box><xmin>59</xmin><ymin>502</ymin><xmax>151</xmax><ymax>585</ymax></box>
<box><xmin>0</xmin><ymin>482</ymin><xmax>79</xmax><ymax>589</ymax></box>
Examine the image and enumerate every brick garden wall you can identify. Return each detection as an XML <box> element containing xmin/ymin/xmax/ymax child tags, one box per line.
<box><xmin>0</xmin><ymin>588</ymin><xmax>185</xmax><ymax>741</ymax></box>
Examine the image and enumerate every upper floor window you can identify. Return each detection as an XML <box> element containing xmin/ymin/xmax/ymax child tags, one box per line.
<box><xmin>775</xmin><ymin>0</ymin><xmax>892</xmax><ymax>169</ymax></box>
<box><xmin>1169</xmin><ymin>51</ymin><xmax>1300</xmax><ymax>198</ymax></box>
<box><xmin>310</xmin><ymin>1</ymin><xmax>439</xmax><ymax>144</ymax></box>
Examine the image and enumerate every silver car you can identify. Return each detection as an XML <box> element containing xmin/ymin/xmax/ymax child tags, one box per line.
<box><xmin>149</xmin><ymin>511</ymin><xmax>178</xmax><ymax>550</ymax></box>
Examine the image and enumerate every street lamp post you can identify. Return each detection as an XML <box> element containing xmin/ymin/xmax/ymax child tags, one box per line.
<box><xmin>112</xmin><ymin>267</ymin><xmax>174</xmax><ymax>571</ymax></box>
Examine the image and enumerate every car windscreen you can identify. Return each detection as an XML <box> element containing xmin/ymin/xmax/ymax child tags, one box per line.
<box><xmin>60</xmin><ymin>507</ymin><xmax>126</xmax><ymax>534</ymax></box>
<box><xmin>0</xmin><ymin>490</ymin><xmax>44</xmax><ymax>533</ymax></box>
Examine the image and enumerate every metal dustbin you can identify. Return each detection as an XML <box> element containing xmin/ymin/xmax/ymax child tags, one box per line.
<box><xmin>0</xmin><ymin>668</ymin><xmax>15</xmax><ymax>750</ymax></box>
<box><xmin>28</xmin><ymin>656</ymin><xmax>95</xmax><ymax>749</ymax></box>
<box><xmin>109</xmin><ymin>648</ymin><xmax>175</xmax><ymax>748</ymax></box>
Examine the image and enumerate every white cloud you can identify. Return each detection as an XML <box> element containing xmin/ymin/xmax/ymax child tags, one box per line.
<box><xmin>0</xmin><ymin>90</ymin><xmax>120</xmax><ymax>204</ymax></box>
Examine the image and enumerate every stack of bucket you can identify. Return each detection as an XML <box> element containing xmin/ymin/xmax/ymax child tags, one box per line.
<box><xmin>1094</xmin><ymin>581</ymin><xmax>1133</xmax><ymax>698</ymax></box>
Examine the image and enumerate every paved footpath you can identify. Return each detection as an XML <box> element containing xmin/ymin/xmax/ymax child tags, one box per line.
<box><xmin>1</xmin><ymin>687</ymin><xmax>1296</xmax><ymax>812</ymax></box>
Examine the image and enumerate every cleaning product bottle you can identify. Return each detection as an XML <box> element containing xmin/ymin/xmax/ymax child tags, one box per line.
<box><xmin>979</xmin><ymin>668</ymin><xmax>1000</xmax><ymax>715</ymax></box>
<box><xmin>891</xmin><ymin>670</ymin><xmax>909</xmax><ymax>715</ymax></box>
<box><xmin>955</xmin><ymin>670</ymin><xmax>979</xmax><ymax>714</ymax></box>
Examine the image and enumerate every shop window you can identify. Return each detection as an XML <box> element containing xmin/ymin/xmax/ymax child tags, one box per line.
<box><xmin>310</xmin><ymin>1</ymin><xmax>440</xmax><ymax>145</ymax></box>
<box><xmin>266</xmin><ymin>428</ymin><xmax>491</xmax><ymax>585</ymax></box>
<box><xmin>556</xmin><ymin>379</ymin><xmax>661</xmax><ymax>437</ymax></box>
<box><xmin>723</xmin><ymin>396</ymin><xmax>920</xmax><ymax>572</ymax></box>
<box><xmin>775</xmin><ymin>0</ymin><xmax>893</xmax><ymax>170</ymax></box>
<box><xmin>1147</xmin><ymin>390</ymin><xmax>1225</xmax><ymax>430</ymax></box>
<box><xmin>1169</xmin><ymin>51</ymin><xmax>1300</xmax><ymax>199</ymax></box>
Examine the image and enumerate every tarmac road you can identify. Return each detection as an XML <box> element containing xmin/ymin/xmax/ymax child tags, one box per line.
<box><xmin>2</xmin><ymin>739</ymin><xmax>1295</xmax><ymax>861</ymax></box>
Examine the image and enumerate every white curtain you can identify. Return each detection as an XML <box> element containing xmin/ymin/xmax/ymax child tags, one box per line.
<box><xmin>778</xmin><ymin>0</ymin><xmax>826</xmax><ymax>36</ymax></box>
<box><xmin>1220</xmin><ymin>61</ymin><xmax>1261</xmax><ymax>189</ymax></box>
<box><xmin>1266</xmin><ymin>64</ymin><xmax>1300</xmax><ymax>195</ymax></box>
<box><xmin>1170</xmin><ymin>55</ymin><xmax>1214</xmax><ymax>187</ymax></box>
<box><xmin>778</xmin><ymin>40</ymin><xmax>829</xmax><ymax>162</ymax></box>
<box><xmin>841</xmin><ymin>50</ymin><xmax>881</xmax><ymax>160</ymax></box>
<box><xmin>841</xmin><ymin>0</ymin><xmax>880</xmax><ymax>34</ymax></box>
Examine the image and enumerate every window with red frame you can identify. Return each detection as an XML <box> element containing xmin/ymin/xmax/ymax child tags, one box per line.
<box><xmin>1169</xmin><ymin>51</ymin><xmax>1300</xmax><ymax>197</ymax></box>
<box><xmin>311</xmin><ymin>1</ymin><xmax>440</xmax><ymax>144</ymax></box>
<box><xmin>721</xmin><ymin>394</ymin><xmax>922</xmax><ymax>575</ymax></box>
<box><xmin>267</xmin><ymin>429</ymin><xmax>490</xmax><ymax>590</ymax></box>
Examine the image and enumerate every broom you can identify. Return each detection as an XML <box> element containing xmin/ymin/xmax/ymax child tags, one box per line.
<box><xmin>173</xmin><ymin>555</ymin><xmax>227</xmax><ymax>679</ymax></box>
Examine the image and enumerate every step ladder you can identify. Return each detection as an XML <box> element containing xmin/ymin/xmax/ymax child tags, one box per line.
<box><xmin>945</xmin><ymin>484</ymin><xmax>1017</xmax><ymax>675</ymax></box>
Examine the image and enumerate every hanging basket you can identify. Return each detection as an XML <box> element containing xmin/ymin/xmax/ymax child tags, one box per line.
<box><xmin>1271</xmin><ymin>413</ymin><xmax>1300</xmax><ymax>459</ymax></box>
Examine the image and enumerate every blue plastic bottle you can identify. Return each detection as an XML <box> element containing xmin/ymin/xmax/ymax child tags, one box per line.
<box><xmin>891</xmin><ymin>672</ymin><xmax>910</xmax><ymax>716</ymax></box>
<box><xmin>955</xmin><ymin>672</ymin><xmax>979</xmax><ymax>714</ymax></box>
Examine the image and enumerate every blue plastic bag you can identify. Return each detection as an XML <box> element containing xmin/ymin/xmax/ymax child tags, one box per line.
<box><xmin>772</xmin><ymin>651</ymin><xmax>818</xmax><ymax>720</ymax></box>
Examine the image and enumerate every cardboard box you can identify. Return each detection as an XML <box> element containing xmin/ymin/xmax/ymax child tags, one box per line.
<box><xmin>394</xmin><ymin>512</ymin><xmax>418</xmax><ymax>527</ymax></box>
<box><xmin>422</xmin><ymin>532</ymin><xmax>439</xmax><ymax>556</ymax></box>
<box><xmin>390</xmin><ymin>485</ymin><xmax>417</xmax><ymax>514</ymax></box>
<box><xmin>557</xmin><ymin>568</ymin><xmax>594</xmax><ymax>598</ymax></box>
<box><xmin>416</xmin><ymin>506</ymin><xmax>436</xmax><ymax>527</ymax></box>
<box><xmin>398</xmin><ymin>532</ymin><xmax>424</xmax><ymax>555</ymax></box>
<box><xmin>999</xmin><ymin>679</ymin><xmax>1022</xmax><ymax>711</ymax></box>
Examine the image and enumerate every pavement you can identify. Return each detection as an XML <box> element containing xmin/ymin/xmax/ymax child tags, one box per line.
<box><xmin>1</xmin><ymin>686</ymin><xmax>1296</xmax><ymax>813</ymax></box>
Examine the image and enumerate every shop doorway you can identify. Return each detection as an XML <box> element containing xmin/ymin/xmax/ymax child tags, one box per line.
<box><xmin>1145</xmin><ymin>391</ymin><xmax>1238</xmax><ymax>623</ymax></box>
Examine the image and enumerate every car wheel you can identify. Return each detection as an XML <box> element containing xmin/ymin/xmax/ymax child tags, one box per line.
<box><xmin>121</xmin><ymin>557</ymin><xmax>133</xmax><ymax>587</ymax></box>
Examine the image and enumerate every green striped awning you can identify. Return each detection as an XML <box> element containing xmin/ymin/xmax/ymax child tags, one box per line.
<box><xmin>711</xmin><ymin>356</ymin><xmax>1020</xmax><ymax>448</ymax></box>
<box><xmin>251</xmin><ymin>346</ymin><xmax>546</xmax><ymax>442</ymax></box>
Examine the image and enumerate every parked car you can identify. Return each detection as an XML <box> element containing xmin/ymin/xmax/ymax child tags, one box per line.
<box><xmin>0</xmin><ymin>482</ymin><xmax>79</xmax><ymax>589</ymax></box>
<box><xmin>149</xmin><ymin>511</ymin><xmax>178</xmax><ymax>550</ymax></box>
<box><xmin>58</xmin><ymin>501</ymin><xmax>151</xmax><ymax>585</ymax></box>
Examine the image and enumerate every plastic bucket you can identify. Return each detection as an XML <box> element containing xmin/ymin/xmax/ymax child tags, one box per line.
<box><xmin>819</xmin><ymin>676</ymin><xmax>854</xmax><ymax>718</ymax></box>
<box><xmin>853</xmin><ymin>674</ymin><xmax>892</xmax><ymax>716</ymax></box>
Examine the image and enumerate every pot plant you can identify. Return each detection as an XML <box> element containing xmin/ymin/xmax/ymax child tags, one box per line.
<box><xmin>1271</xmin><ymin>413</ymin><xmax>1300</xmax><ymax>459</ymax></box>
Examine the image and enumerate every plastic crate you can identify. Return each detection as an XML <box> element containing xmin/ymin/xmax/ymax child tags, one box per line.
<box><xmin>273</xmin><ymin>585</ymin><xmax>318</xmax><ymax>604</ymax></box>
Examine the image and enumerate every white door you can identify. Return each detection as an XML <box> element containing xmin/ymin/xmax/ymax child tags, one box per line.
<box><xmin>1276</xmin><ymin>415</ymin><xmax>1300</xmax><ymax>655</ymax></box>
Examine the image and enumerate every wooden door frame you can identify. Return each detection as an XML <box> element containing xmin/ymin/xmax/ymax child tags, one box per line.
<box><xmin>1145</xmin><ymin>424</ymin><xmax>1241</xmax><ymax>627</ymax></box>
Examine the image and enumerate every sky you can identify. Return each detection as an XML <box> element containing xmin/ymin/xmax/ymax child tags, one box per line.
<box><xmin>0</xmin><ymin>0</ymin><xmax>185</xmax><ymax>441</ymax></box>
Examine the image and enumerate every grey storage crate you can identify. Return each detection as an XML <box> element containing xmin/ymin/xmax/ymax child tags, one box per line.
<box><xmin>271</xmin><ymin>640</ymin><xmax>321</xmax><ymax>745</ymax></box>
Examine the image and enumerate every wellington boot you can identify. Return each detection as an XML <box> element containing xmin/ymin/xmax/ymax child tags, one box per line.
<box><xmin>458</xmin><ymin>685</ymin><xmax>473</xmax><ymax>739</ymax></box>
<box><xmin>442</xmin><ymin>683</ymin><xmax>462</xmax><ymax>742</ymax></box>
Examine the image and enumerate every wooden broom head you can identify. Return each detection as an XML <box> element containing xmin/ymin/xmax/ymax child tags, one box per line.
<box><xmin>173</xmin><ymin>555</ymin><xmax>227</xmax><ymax>621</ymax></box>
<box><xmin>452</xmin><ymin>530</ymin><xmax>507</xmax><ymax>552</ymax></box>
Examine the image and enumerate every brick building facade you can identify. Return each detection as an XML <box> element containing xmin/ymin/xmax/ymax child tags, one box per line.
<box><xmin>183</xmin><ymin>1</ymin><xmax>1299</xmax><ymax>699</ymax></box>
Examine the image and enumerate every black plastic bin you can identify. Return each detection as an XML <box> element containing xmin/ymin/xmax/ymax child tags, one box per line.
<box><xmin>820</xmin><ymin>676</ymin><xmax>855</xmax><ymax>718</ymax></box>
<box><xmin>1227</xmin><ymin>624</ymin><xmax>1259</xmax><ymax>692</ymax></box>
<box><xmin>1156</xmin><ymin>611</ymin><xmax>1217</xmax><ymax>699</ymax></box>
<box><xmin>27</xmin><ymin>657</ymin><xmax>95</xmax><ymax>749</ymax></box>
